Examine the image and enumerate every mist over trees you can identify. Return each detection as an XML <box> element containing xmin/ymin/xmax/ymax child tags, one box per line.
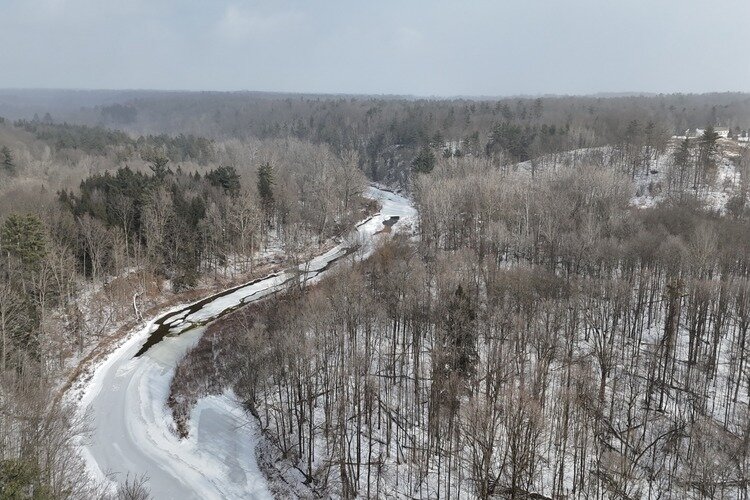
<box><xmin>3</xmin><ymin>89</ymin><xmax>750</xmax><ymax>187</ymax></box>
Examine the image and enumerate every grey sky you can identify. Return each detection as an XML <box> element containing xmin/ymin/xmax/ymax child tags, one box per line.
<box><xmin>1</xmin><ymin>0</ymin><xmax>749</xmax><ymax>96</ymax></box>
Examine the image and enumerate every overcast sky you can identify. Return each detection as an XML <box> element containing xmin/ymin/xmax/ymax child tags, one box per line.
<box><xmin>1</xmin><ymin>0</ymin><xmax>749</xmax><ymax>96</ymax></box>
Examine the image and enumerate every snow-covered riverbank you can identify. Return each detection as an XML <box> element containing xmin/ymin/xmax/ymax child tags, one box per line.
<box><xmin>72</xmin><ymin>186</ymin><xmax>416</xmax><ymax>499</ymax></box>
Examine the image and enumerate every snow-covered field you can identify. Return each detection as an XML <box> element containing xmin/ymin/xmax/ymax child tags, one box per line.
<box><xmin>72</xmin><ymin>186</ymin><xmax>416</xmax><ymax>499</ymax></box>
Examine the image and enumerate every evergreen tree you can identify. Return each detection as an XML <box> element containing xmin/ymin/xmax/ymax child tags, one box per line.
<box><xmin>673</xmin><ymin>137</ymin><xmax>691</xmax><ymax>166</ymax></box>
<box><xmin>1</xmin><ymin>146</ymin><xmax>14</xmax><ymax>174</ymax></box>
<box><xmin>486</xmin><ymin>123</ymin><xmax>535</xmax><ymax>161</ymax></box>
<box><xmin>696</xmin><ymin>126</ymin><xmax>719</xmax><ymax>188</ymax></box>
<box><xmin>1</xmin><ymin>214</ymin><xmax>46</xmax><ymax>267</ymax></box>
<box><xmin>430</xmin><ymin>131</ymin><xmax>445</xmax><ymax>148</ymax></box>
<box><xmin>700</xmin><ymin>126</ymin><xmax>719</xmax><ymax>154</ymax></box>
<box><xmin>206</xmin><ymin>166</ymin><xmax>241</xmax><ymax>197</ymax></box>
<box><xmin>257</xmin><ymin>162</ymin><xmax>275</xmax><ymax>209</ymax></box>
<box><xmin>441</xmin><ymin>284</ymin><xmax>478</xmax><ymax>381</ymax></box>
<box><xmin>147</xmin><ymin>154</ymin><xmax>171</xmax><ymax>181</ymax></box>
<box><xmin>0</xmin><ymin>459</ymin><xmax>50</xmax><ymax>499</ymax></box>
<box><xmin>672</xmin><ymin>138</ymin><xmax>692</xmax><ymax>191</ymax></box>
<box><xmin>533</xmin><ymin>97</ymin><xmax>544</xmax><ymax>119</ymax></box>
<box><xmin>430</xmin><ymin>284</ymin><xmax>479</xmax><ymax>424</ymax></box>
<box><xmin>412</xmin><ymin>145</ymin><xmax>436</xmax><ymax>174</ymax></box>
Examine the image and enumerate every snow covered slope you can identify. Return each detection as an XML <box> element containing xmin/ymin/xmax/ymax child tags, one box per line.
<box><xmin>514</xmin><ymin>142</ymin><xmax>747</xmax><ymax>213</ymax></box>
<box><xmin>74</xmin><ymin>186</ymin><xmax>416</xmax><ymax>500</ymax></box>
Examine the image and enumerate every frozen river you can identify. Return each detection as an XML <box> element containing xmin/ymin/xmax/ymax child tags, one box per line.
<box><xmin>75</xmin><ymin>186</ymin><xmax>415</xmax><ymax>499</ymax></box>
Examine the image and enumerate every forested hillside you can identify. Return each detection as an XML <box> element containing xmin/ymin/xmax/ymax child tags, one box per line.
<box><xmin>172</xmin><ymin>146</ymin><xmax>750</xmax><ymax>498</ymax></box>
<box><xmin>0</xmin><ymin>91</ymin><xmax>749</xmax><ymax>498</ymax></box>
<box><xmin>3</xmin><ymin>90</ymin><xmax>750</xmax><ymax>186</ymax></box>
<box><xmin>0</xmin><ymin>115</ymin><xmax>366</xmax><ymax>497</ymax></box>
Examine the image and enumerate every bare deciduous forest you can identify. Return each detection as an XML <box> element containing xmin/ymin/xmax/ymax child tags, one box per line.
<box><xmin>0</xmin><ymin>89</ymin><xmax>749</xmax><ymax>498</ymax></box>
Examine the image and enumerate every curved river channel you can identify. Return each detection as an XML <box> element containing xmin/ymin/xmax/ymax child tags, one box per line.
<box><xmin>75</xmin><ymin>186</ymin><xmax>415</xmax><ymax>499</ymax></box>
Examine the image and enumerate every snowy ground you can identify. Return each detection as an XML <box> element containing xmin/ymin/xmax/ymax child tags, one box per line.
<box><xmin>630</xmin><ymin>142</ymin><xmax>745</xmax><ymax>213</ymax></box>
<box><xmin>72</xmin><ymin>186</ymin><xmax>416</xmax><ymax>500</ymax></box>
<box><xmin>513</xmin><ymin>142</ymin><xmax>747</xmax><ymax>213</ymax></box>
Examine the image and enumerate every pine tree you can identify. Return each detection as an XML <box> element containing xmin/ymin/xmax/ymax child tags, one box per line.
<box><xmin>673</xmin><ymin>137</ymin><xmax>690</xmax><ymax>165</ymax></box>
<box><xmin>441</xmin><ymin>284</ymin><xmax>478</xmax><ymax>381</ymax></box>
<box><xmin>1</xmin><ymin>214</ymin><xmax>47</xmax><ymax>267</ymax></box>
<box><xmin>206</xmin><ymin>165</ymin><xmax>241</xmax><ymax>197</ymax></box>
<box><xmin>431</xmin><ymin>131</ymin><xmax>445</xmax><ymax>148</ymax></box>
<box><xmin>430</xmin><ymin>284</ymin><xmax>478</xmax><ymax>427</ymax></box>
<box><xmin>700</xmin><ymin>126</ymin><xmax>719</xmax><ymax>153</ymax></box>
<box><xmin>672</xmin><ymin>138</ymin><xmax>691</xmax><ymax>192</ymax></box>
<box><xmin>1</xmin><ymin>146</ymin><xmax>14</xmax><ymax>174</ymax></box>
<box><xmin>441</xmin><ymin>285</ymin><xmax>478</xmax><ymax>380</ymax></box>
<box><xmin>695</xmin><ymin>126</ymin><xmax>719</xmax><ymax>188</ymax></box>
<box><xmin>147</xmin><ymin>154</ymin><xmax>170</xmax><ymax>181</ymax></box>
<box><xmin>257</xmin><ymin>162</ymin><xmax>274</xmax><ymax>208</ymax></box>
<box><xmin>412</xmin><ymin>145</ymin><xmax>436</xmax><ymax>174</ymax></box>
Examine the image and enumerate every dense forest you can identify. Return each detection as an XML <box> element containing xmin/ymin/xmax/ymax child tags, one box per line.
<box><xmin>0</xmin><ymin>107</ymin><xmax>367</xmax><ymax>497</ymax></box>
<box><xmin>3</xmin><ymin>90</ymin><xmax>750</xmax><ymax>185</ymax></box>
<box><xmin>172</xmin><ymin>143</ymin><xmax>750</xmax><ymax>498</ymax></box>
<box><xmin>0</xmin><ymin>90</ymin><xmax>749</xmax><ymax>498</ymax></box>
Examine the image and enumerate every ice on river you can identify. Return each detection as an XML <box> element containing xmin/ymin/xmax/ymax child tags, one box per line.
<box><xmin>74</xmin><ymin>186</ymin><xmax>414</xmax><ymax>499</ymax></box>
